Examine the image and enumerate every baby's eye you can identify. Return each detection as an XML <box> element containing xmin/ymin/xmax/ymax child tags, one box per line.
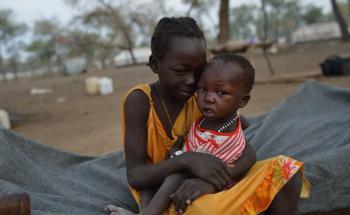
<box><xmin>217</xmin><ymin>91</ymin><xmax>227</xmax><ymax>95</ymax></box>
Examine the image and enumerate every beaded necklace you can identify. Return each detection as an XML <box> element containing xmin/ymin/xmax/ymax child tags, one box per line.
<box><xmin>199</xmin><ymin>113</ymin><xmax>238</xmax><ymax>133</ymax></box>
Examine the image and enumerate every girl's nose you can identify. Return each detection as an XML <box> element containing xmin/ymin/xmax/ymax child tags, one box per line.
<box><xmin>184</xmin><ymin>73</ymin><xmax>195</xmax><ymax>87</ymax></box>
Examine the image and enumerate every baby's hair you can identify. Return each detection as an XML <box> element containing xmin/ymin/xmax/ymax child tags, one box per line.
<box><xmin>210</xmin><ymin>54</ymin><xmax>255</xmax><ymax>93</ymax></box>
<box><xmin>151</xmin><ymin>17</ymin><xmax>205</xmax><ymax>60</ymax></box>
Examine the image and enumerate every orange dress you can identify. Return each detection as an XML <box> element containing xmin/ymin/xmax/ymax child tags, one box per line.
<box><xmin>122</xmin><ymin>84</ymin><xmax>310</xmax><ymax>215</ymax></box>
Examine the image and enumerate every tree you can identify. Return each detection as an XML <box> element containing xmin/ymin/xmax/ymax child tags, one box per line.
<box><xmin>0</xmin><ymin>9</ymin><xmax>26</xmax><ymax>82</ymax></box>
<box><xmin>27</xmin><ymin>18</ymin><xmax>66</xmax><ymax>73</ymax></box>
<box><xmin>218</xmin><ymin>0</ymin><xmax>230</xmax><ymax>44</ymax></box>
<box><xmin>280</xmin><ymin>0</ymin><xmax>301</xmax><ymax>44</ymax></box>
<box><xmin>301</xmin><ymin>4</ymin><xmax>324</xmax><ymax>25</ymax></box>
<box><xmin>260</xmin><ymin>0</ymin><xmax>268</xmax><ymax>41</ymax></box>
<box><xmin>67</xmin><ymin>0</ymin><xmax>140</xmax><ymax>64</ymax></box>
<box><xmin>331</xmin><ymin>0</ymin><xmax>350</xmax><ymax>41</ymax></box>
<box><xmin>265</xmin><ymin>0</ymin><xmax>284</xmax><ymax>41</ymax></box>
<box><xmin>348</xmin><ymin>0</ymin><xmax>350</xmax><ymax>21</ymax></box>
<box><xmin>230</xmin><ymin>4</ymin><xmax>258</xmax><ymax>40</ymax></box>
<box><xmin>182</xmin><ymin>0</ymin><xmax>215</xmax><ymax>27</ymax></box>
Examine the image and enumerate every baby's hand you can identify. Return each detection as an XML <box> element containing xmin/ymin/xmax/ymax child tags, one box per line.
<box><xmin>169</xmin><ymin>178</ymin><xmax>215</xmax><ymax>214</ymax></box>
<box><xmin>104</xmin><ymin>205</ymin><xmax>136</xmax><ymax>215</ymax></box>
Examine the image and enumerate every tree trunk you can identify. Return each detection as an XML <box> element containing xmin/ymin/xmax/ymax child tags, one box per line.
<box><xmin>186</xmin><ymin>1</ymin><xmax>195</xmax><ymax>16</ymax></box>
<box><xmin>218</xmin><ymin>0</ymin><xmax>230</xmax><ymax>44</ymax></box>
<box><xmin>274</xmin><ymin>7</ymin><xmax>280</xmax><ymax>41</ymax></box>
<box><xmin>331</xmin><ymin>0</ymin><xmax>350</xmax><ymax>41</ymax></box>
<box><xmin>348</xmin><ymin>0</ymin><xmax>350</xmax><ymax>23</ymax></box>
<box><xmin>0</xmin><ymin>54</ymin><xmax>6</xmax><ymax>82</ymax></box>
<box><xmin>127</xmin><ymin>48</ymin><xmax>137</xmax><ymax>65</ymax></box>
<box><xmin>55</xmin><ymin>54</ymin><xmax>63</xmax><ymax>74</ymax></box>
<box><xmin>261</xmin><ymin>0</ymin><xmax>268</xmax><ymax>41</ymax></box>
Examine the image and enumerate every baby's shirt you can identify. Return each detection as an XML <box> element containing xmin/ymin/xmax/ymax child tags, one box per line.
<box><xmin>183</xmin><ymin>116</ymin><xmax>246</xmax><ymax>164</ymax></box>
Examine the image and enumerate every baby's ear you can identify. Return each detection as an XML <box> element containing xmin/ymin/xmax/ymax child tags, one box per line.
<box><xmin>239</xmin><ymin>94</ymin><xmax>250</xmax><ymax>108</ymax></box>
<box><xmin>148</xmin><ymin>55</ymin><xmax>158</xmax><ymax>73</ymax></box>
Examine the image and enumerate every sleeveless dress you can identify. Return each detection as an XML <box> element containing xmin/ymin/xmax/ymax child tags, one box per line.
<box><xmin>122</xmin><ymin>84</ymin><xmax>310</xmax><ymax>215</ymax></box>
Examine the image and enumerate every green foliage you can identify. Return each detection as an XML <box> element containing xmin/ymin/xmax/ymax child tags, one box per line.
<box><xmin>230</xmin><ymin>4</ymin><xmax>258</xmax><ymax>40</ymax></box>
<box><xmin>0</xmin><ymin>9</ymin><xmax>26</xmax><ymax>42</ymax></box>
<box><xmin>301</xmin><ymin>4</ymin><xmax>324</xmax><ymax>24</ymax></box>
<box><xmin>0</xmin><ymin>9</ymin><xmax>27</xmax><ymax>80</ymax></box>
<box><xmin>26</xmin><ymin>18</ymin><xmax>68</xmax><ymax>72</ymax></box>
<box><xmin>230</xmin><ymin>0</ymin><xmax>302</xmax><ymax>42</ymax></box>
<box><xmin>26</xmin><ymin>40</ymin><xmax>55</xmax><ymax>62</ymax></box>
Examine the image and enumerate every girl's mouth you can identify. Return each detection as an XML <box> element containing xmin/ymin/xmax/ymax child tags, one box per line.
<box><xmin>179</xmin><ymin>88</ymin><xmax>194</xmax><ymax>97</ymax></box>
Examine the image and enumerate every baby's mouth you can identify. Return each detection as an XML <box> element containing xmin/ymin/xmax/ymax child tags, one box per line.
<box><xmin>203</xmin><ymin>107</ymin><xmax>215</xmax><ymax>115</ymax></box>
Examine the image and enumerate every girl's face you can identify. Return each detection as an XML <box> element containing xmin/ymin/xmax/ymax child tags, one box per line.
<box><xmin>196</xmin><ymin>61</ymin><xmax>250</xmax><ymax>122</ymax></box>
<box><xmin>152</xmin><ymin>36</ymin><xmax>207</xmax><ymax>101</ymax></box>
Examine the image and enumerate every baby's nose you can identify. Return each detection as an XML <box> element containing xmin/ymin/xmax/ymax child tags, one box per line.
<box><xmin>204</xmin><ymin>91</ymin><xmax>215</xmax><ymax>103</ymax></box>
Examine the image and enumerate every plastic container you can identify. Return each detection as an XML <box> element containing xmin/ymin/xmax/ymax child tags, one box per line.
<box><xmin>85</xmin><ymin>77</ymin><xmax>100</xmax><ymax>95</ymax></box>
<box><xmin>98</xmin><ymin>77</ymin><xmax>114</xmax><ymax>95</ymax></box>
<box><xmin>0</xmin><ymin>109</ymin><xmax>11</xmax><ymax>129</ymax></box>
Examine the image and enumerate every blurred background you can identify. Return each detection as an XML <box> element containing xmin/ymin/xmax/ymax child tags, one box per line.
<box><xmin>0</xmin><ymin>0</ymin><xmax>349</xmax><ymax>155</ymax></box>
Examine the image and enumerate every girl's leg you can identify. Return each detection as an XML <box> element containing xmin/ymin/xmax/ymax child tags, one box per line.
<box><xmin>267</xmin><ymin>171</ymin><xmax>302</xmax><ymax>215</ymax></box>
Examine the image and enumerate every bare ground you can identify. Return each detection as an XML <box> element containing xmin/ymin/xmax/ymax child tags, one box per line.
<box><xmin>1</xmin><ymin>40</ymin><xmax>350</xmax><ymax>156</ymax></box>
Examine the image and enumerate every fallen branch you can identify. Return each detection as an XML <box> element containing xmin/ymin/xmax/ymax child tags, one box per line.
<box><xmin>255</xmin><ymin>71</ymin><xmax>322</xmax><ymax>84</ymax></box>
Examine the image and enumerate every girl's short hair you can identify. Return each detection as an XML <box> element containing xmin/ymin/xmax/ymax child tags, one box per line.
<box><xmin>151</xmin><ymin>17</ymin><xmax>205</xmax><ymax>60</ymax></box>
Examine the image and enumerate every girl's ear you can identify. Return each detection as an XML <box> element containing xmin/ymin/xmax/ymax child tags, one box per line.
<box><xmin>148</xmin><ymin>55</ymin><xmax>158</xmax><ymax>73</ymax></box>
<box><xmin>239</xmin><ymin>94</ymin><xmax>250</xmax><ymax>108</ymax></box>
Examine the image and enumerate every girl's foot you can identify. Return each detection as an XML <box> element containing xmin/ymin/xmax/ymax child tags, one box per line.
<box><xmin>105</xmin><ymin>205</ymin><xmax>136</xmax><ymax>215</ymax></box>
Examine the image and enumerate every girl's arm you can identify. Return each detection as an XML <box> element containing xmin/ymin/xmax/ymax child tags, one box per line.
<box><xmin>124</xmin><ymin>91</ymin><xmax>232</xmax><ymax>190</ymax></box>
<box><xmin>124</xmin><ymin>90</ymin><xmax>185</xmax><ymax>189</ymax></box>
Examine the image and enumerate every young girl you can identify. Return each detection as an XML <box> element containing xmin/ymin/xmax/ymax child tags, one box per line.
<box><xmin>107</xmin><ymin>17</ymin><xmax>309</xmax><ymax>215</ymax></box>
<box><xmin>109</xmin><ymin>53</ymin><xmax>258</xmax><ymax>215</ymax></box>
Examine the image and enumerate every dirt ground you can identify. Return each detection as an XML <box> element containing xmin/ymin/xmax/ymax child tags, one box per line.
<box><xmin>1</xmin><ymin>40</ymin><xmax>350</xmax><ymax>156</ymax></box>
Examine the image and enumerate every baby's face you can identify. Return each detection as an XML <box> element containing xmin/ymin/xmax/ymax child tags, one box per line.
<box><xmin>196</xmin><ymin>61</ymin><xmax>247</xmax><ymax>121</ymax></box>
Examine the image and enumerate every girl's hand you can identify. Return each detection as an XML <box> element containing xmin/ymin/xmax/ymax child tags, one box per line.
<box><xmin>169</xmin><ymin>178</ymin><xmax>215</xmax><ymax>214</ymax></box>
<box><xmin>181</xmin><ymin>152</ymin><xmax>232</xmax><ymax>191</ymax></box>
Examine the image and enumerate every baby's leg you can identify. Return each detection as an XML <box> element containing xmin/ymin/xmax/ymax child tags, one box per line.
<box><xmin>105</xmin><ymin>173</ymin><xmax>186</xmax><ymax>215</ymax></box>
<box><xmin>142</xmin><ymin>173</ymin><xmax>187</xmax><ymax>215</ymax></box>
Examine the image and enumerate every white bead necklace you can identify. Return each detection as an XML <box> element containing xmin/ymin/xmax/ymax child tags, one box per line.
<box><xmin>199</xmin><ymin>113</ymin><xmax>239</xmax><ymax>133</ymax></box>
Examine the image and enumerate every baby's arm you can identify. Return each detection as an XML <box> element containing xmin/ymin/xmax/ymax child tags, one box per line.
<box><xmin>228</xmin><ymin>141</ymin><xmax>256</xmax><ymax>182</ymax></box>
<box><xmin>140</xmin><ymin>188</ymin><xmax>157</xmax><ymax>209</ymax></box>
<box><xmin>240</xmin><ymin>115</ymin><xmax>250</xmax><ymax>130</ymax></box>
<box><xmin>141</xmin><ymin>173</ymin><xmax>187</xmax><ymax>214</ymax></box>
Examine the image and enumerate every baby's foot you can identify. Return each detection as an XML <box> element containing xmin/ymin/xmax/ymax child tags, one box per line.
<box><xmin>105</xmin><ymin>205</ymin><xmax>136</xmax><ymax>215</ymax></box>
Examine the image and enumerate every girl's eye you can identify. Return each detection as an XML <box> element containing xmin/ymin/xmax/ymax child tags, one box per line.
<box><xmin>174</xmin><ymin>70</ymin><xmax>186</xmax><ymax>75</ymax></box>
<box><xmin>197</xmin><ymin>87</ymin><xmax>205</xmax><ymax>93</ymax></box>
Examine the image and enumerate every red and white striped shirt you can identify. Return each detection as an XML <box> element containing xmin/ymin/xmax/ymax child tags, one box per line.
<box><xmin>183</xmin><ymin>116</ymin><xmax>246</xmax><ymax>164</ymax></box>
